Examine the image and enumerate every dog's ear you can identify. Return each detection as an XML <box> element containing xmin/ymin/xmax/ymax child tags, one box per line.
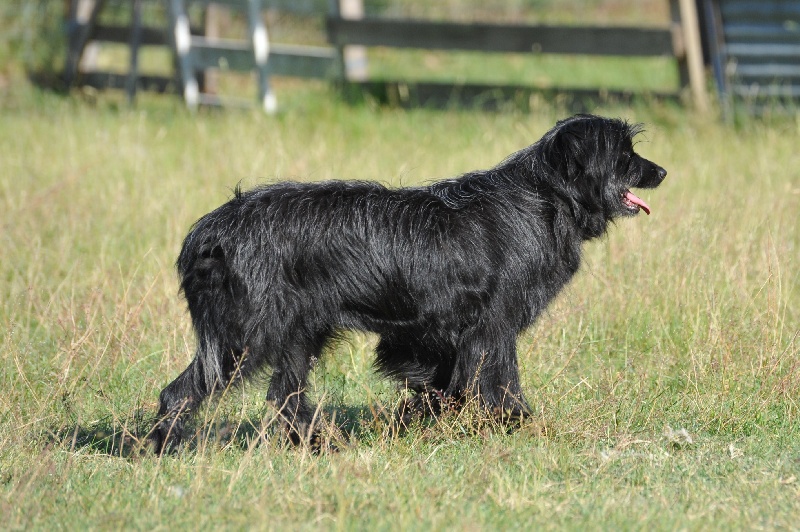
<box><xmin>545</xmin><ymin>118</ymin><xmax>594</xmax><ymax>180</ymax></box>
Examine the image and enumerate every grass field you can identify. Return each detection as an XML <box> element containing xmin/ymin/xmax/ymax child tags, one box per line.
<box><xmin>2</xmin><ymin>35</ymin><xmax>800</xmax><ymax>530</ymax></box>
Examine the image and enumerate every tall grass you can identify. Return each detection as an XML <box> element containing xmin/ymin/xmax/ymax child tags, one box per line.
<box><xmin>1</xmin><ymin>81</ymin><xmax>799</xmax><ymax>529</ymax></box>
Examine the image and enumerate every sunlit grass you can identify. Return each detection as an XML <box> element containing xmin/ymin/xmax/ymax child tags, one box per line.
<box><xmin>1</xmin><ymin>80</ymin><xmax>799</xmax><ymax>529</ymax></box>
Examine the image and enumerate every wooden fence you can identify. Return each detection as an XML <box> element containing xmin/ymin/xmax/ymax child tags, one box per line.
<box><xmin>64</xmin><ymin>0</ymin><xmax>337</xmax><ymax>108</ymax></box>
<box><xmin>326</xmin><ymin>0</ymin><xmax>707</xmax><ymax>110</ymax></box>
<box><xmin>64</xmin><ymin>0</ymin><xmax>708</xmax><ymax>110</ymax></box>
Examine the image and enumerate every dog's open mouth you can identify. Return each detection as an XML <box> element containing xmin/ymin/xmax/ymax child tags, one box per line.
<box><xmin>622</xmin><ymin>190</ymin><xmax>651</xmax><ymax>215</ymax></box>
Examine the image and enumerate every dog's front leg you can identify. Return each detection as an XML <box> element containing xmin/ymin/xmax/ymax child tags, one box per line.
<box><xmin>448</xmin><ymin>327</ymin><xmax>531</xmax><ymax>422</ymax></box>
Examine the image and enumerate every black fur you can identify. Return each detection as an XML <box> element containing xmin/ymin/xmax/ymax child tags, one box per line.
<box><xmin>151</xmin><ymin>114</ymin><xmax>666</xmax><ymax>454</ymax></box>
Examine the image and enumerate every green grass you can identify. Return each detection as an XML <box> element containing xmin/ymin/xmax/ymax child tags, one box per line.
<box><xmin>2</xmin><ymin>72</ymin><xmax>799</xmax><ymax>530</ymax></box>
<box><xmin>367</xmin><ymin>50</ymin><xmax>680</xmax><ymax>92</ymax></box>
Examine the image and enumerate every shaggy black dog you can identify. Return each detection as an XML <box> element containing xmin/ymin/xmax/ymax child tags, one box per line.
<box><xmin>151</xmin><ymin>114</ymin><xmax>666</xmax><ymax>454</ymax></box>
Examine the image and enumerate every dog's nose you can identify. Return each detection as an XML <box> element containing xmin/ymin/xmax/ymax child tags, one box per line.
<box><xmin>658</xmin><ymin>167</ymin><xmax>667</xmax><ymax>179</ymax></box>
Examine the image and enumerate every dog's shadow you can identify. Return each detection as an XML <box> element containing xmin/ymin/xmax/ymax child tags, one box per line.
<box><xmin>43</xmin><ymin>404</ymin><xmax>392</xmax><ymax>458</ymax></box>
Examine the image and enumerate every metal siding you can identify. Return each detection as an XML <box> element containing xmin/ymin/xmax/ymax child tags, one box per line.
<box><xmin>718</xmin><ymin>0</ymin><xmax>800</xmax><ymax>100</ymax></box>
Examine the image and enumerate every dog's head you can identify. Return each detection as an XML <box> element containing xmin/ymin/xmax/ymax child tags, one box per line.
<box><xmin>537</xmin><ymin>114</ymin><xmax>667</xmax><ymax>221</ymax></box>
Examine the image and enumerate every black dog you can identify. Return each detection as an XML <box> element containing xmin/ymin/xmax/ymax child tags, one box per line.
<box><xmin>151</xmin><ymin>114</ymin><xmax>666</xmax><ymax>454</ymax></box>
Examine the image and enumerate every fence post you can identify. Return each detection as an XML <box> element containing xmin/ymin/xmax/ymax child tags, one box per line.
<box><xmin>248</xmin><ymin>0</ymin><xmax>277</xmax><ymax>112</ymax></box>
<box><xmin>335</xmin><ymin>0</ymin><xmax>367</xmax><ymax>81</ymax></box>
<box><xmin>671</xmin><ymin>0</ymin><xmax>709</xmax><ymax>112</ymax></box>
<box><xmin>678</xmin><ymin>0</ymin><xmax>709</xmax><ymax>112</ymax></box>
<box><xmin>167</xmin><ymin>0</ymin><xmax>199</xmax><ymax>108</ymax></box>
<box><xmin>203</xmin><ymin>3</ymin><xmax>223</xmax><ymax>95</ymax></box>
<box><xmin>125</xmin><ymin>0</ymin><xmax>143</xmax><ymax>104</ymax></box>
<box><xmin>64</xmin><ymin>0</ymin><xmax>104</xmax><ymax>87</ymax></box>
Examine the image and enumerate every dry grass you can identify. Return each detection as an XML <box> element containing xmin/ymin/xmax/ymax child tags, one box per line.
<box><xmin>1</xmin><ymin>80</ymin><xmax>799</xmax><ymax>529</ymax></box>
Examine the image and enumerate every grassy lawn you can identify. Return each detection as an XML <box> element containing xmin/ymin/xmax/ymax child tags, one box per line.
<box><xmin>2</xmin><ymin>15</ymin><xmax>800</xmax><ymax>527</ymax></box>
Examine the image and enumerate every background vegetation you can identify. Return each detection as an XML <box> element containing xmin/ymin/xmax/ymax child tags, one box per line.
<box><xmin>1</xmin><ymin>1</ymin><xmax>799</xmax><ymax>529</ymax></box>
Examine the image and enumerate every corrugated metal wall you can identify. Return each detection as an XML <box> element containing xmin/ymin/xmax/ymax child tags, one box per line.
<box><xmin>704</xmin><ymin>0</ymin><xmax>800</xmax><ymax>105</ymax></box>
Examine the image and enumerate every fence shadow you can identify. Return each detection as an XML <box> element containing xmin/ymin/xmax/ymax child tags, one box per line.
<box><xmin>339</xmin><ymin>80</ymin><xmax>682</xmax><ymax>113</ymax></box>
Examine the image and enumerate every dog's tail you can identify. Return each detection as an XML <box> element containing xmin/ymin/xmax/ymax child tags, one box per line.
<box><xmin>176</xmin><ymin>184</ymin><xmax>246</xmax><ymax>285</ymax></box>
<box><xmin>176</xmin><ymin>215</ymin><xmax>244</xmax><ymax>394</ymax></box>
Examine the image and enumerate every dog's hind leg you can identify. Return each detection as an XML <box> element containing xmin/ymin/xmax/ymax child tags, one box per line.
<box><xmin>152</xmin><ymin>334</ymin><xmax>249</xmax><ymax>455</ymax></box>
<box><xmin>152</xmin><ymin>338</ymin><xmax>251</xmax><ymax>455</ymax></box>
<box><xmin>151</xmin><ymin>360</ymin><xmax>206</xmax><ymax>455</ymax></box>
<box><xmin>153</xmin><ymin>241</ymin><xmax>247</xmax><ymax>455</ymax></box>
<box><xmin>265</xmin><ymin>330</ymin><xmax>329</xmax><ymax>447</ymax></box>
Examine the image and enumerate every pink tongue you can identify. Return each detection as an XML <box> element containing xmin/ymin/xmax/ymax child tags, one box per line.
<box><xmin>625</xmin><ymin>191</ymin><xmax>651</xmax><ymax>215</ymax></box>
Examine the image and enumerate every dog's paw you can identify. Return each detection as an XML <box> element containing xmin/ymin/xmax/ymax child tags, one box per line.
<box><xmin>491</xmin><ymin>405</ymin><xmax>531</xmax><ymax>429</ymax></box>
